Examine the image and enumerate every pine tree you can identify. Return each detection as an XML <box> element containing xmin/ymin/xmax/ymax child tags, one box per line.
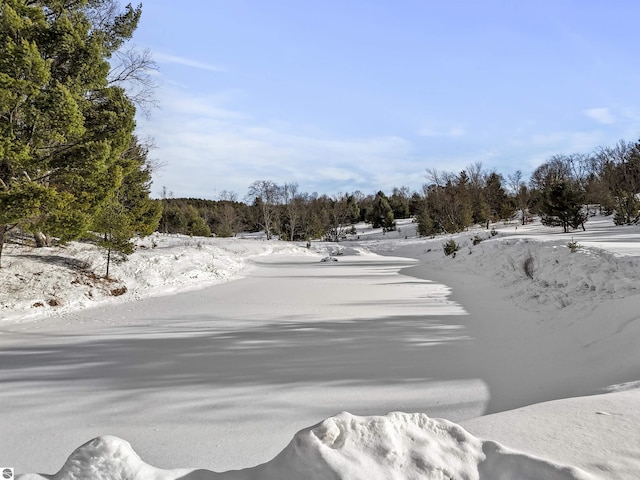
<box><xmin>0</xmin><ymin>1</ymin><xmax>150</xmax><ymax>267</ymax></box>
<box><xmin>389</xmin><ymin>186</ymin><xmax>411</xmax><ymax>219</ymax></box>
<box><xmin>483</xmin><ymin>172</ymin><xmax>511</xmax><ymax>224</ymax></box>
<box><xmin>93</xmin><ymin>196</ymin><xmax>135</xmax><ymax>279</ymax></box>
<box><xmin>540</xmin><ymin>181</ymin><xmax>587</xmax><ymax>233</ymax></box>
<box><xmin>367</xmin><ymin>191</ymin><xmax>396</xmax><ymax>231</ymax></box>
<box><xmin>184</xmin><ymin>205</ymin><xmax>211</xmax><ymax>237</ymax></box>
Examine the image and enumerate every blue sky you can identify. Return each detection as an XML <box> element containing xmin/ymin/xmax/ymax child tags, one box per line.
<box><xmin>132</xmin><ymin>1</ymin><xmax>640</xmax><ymax>199</ymax></box>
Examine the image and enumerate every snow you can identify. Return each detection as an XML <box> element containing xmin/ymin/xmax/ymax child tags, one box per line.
<box><xmin>17</xmin><ymin>412</ymin><xmax>596</xmax><ymax>480</ymax></box>
<box><xmin>0</xmin><ymin>234</ymin><xmax>314</xmax><ymax>322</ymax></box>
<box><xmin>2</xmin><ymin>215</ymin><xmax>640</xmax><ymax>479</ymax></box>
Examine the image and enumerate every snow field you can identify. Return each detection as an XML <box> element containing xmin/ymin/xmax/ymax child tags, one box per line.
<box><xmin>2</xmin><ymin>214</ymin><xmax>640</xmax><ymax>479</ymax></box>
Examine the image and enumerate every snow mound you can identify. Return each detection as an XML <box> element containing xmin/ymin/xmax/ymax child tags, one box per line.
<box><xmin>311</xmin><ymin>244</ymin><xmax>370</xmax><ymax>257</ymax></box>
<box><xmin>20</xmin><ymin>412</ymin><xmax>596</xmax><ymax>480</ymax></box>
<box><xmin>458</xmin><ymin>238</ymin><xmax>640</xmax><ymax>311</ymax></box>
<box><xmin>366</xmin><ymin>225</ymin><xmax>640</xmax><ymax>313</ymax></box>
<box><xmin>18</xmin><ymin>435</ymin><xmax>192</xmax><ymax>480</ymax></box>
<box><xmin>0</xmin><ymin>234</ymin><xmax>313</xmax><ymax>323</ymax></box>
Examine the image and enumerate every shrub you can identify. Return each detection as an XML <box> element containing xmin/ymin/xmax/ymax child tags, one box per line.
<box><xmin>472</xmin><ymin>235</ymin><xmax>483</xmax><ymax>245</ymax></box>
<box><xmin>443</xmin><ymin>239</ymin><xmax>460</xmax><ymax>257</ymax></box>
<box><xmin>523</xmin><ymin>254</ymin><xmax>535</xmax><ymax>279</ymax></box>
<box><xmin>490</xmin><ymin>228</ymin><xmax>498</xmax><ymax>237</ymax></box>
<box><xmin>567</xmin><ymin>238</ymin><xmax>581</xmax><ymax>253</ymax></box>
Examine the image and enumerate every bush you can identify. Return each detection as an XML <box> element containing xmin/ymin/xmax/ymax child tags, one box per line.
<box><xmin>472</xmin><ymin>235</ymin><xmax>483</xmax><ymax>245</ymax></box>
<box><xmin>567</xmin><ymin>239</ymin><xmax>581</xmax><ymax>253</ymax></box>
<box><xmin>443</xmin><ymin>239</ymin><xmax>460</xmax><ymax>257</ymax></box>
<box><xmin>523</xmin><ymin>254</ymin><xmax>535</xmax><ymax>279</ymax></box>
<box><xmin>490</xmin><ymin>228</ymin><xmax>498</xmax><ymax>237</ymax></box>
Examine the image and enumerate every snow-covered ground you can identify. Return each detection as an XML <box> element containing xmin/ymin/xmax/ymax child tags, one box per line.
<box><xmin>1</xmin><ymin>215</ymin><xmax>639</xmax><ymax>479</ymax></box>
<box><xmin>0</xmin><ymin>233</ymin><xmax>312</xmax><ymax>322</ymax></box>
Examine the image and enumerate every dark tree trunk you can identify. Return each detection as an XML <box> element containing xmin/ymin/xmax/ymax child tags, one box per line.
<box><xmin>0</xmin><ymin>225</ymin><xmax>6</xmax><ymax>268</ymax></box>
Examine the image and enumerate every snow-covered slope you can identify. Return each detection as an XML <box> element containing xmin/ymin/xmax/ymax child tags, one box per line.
<box><xmin>0</xmin><ymin>233</ymin><xmax>313</xmax><ymax>322</ymax></box>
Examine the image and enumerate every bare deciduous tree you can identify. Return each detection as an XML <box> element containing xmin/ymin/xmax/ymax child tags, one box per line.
<box><xmin>283</xmin><ymin>182</ymin><xmax>303</xmax><ymax>241</ymax></box>
<box><xmin>247</xmin><ymin>180</ymin><xmax>282</xmax><ymax>240</ymax></box>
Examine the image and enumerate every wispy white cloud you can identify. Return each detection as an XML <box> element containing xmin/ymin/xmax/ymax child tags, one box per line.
<box><xmin>418</xmin><ymin>125</ymin><xmax>466</xmax><ymax>138</ymax></box>
<box><xmin>530</xmin><ymin>130</ymin><xmax>605</xmax><ymax>152</ymax></box>
<box><xmin>154</xmin><ymin>52</ymin><xmax>227</xmax><ymax>73</ymax></box>
<box><xmin>584</xmin><ymin>107</ymin><xmax>615</xmax><ymax>125</ymax></box>
<box><xmin>139</xmin><ymin>84</ymin><xmax>635</xmax><ymax>200</ymax></box>
<box><xmin>518</xmin><ymin>129</ymin><xmax>610</xmax><ymax>174</ymax></box>
<box><xmin>138</xmin><ymin>87</ymin><xmax>419</xmax><ymax>198</ymax></box>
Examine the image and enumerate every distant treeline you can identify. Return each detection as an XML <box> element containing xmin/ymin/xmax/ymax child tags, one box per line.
<box><xmin>160</xmin><ymin>139</ymin><xmax>640</xmax><ymax>240</ymax></box>
<box><xmin>158</xmin><ymin>185</ymin><xmax>419</xmax><ymax>241</ymax></box>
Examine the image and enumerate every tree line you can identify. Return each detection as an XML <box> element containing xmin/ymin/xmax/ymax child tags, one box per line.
<box><xmin>416</xmin><ymin>139</ymin><xmax>640</xmax><ymax>235</ymax></box>
<box><xmin>159</xmin><ymin>183</ymin><xmax>404</xmax><ymax>242</ymax></box>
<box><xmin>161</xmin><ymin>138</ymin><xmax>640</xmax><ymax>241</ymax></box>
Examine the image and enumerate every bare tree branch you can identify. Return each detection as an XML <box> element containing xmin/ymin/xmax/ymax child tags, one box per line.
<box><xmin>108</xmin><ymin>47</ymin><xmax>159</xmax><ymax>117</ymax></box>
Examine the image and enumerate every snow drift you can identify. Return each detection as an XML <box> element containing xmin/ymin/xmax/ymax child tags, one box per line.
<box><xmin>0</xmin><ymin>234</ymin><xmax>313</xmax><ymax>322</ymax></box>
<box><xmin>4</xmin><ymin>215</ymin><xmax>640</xmax><ymax>478</ymax></box>
<box><xmin>19</xmin><ymin>412</ymin><xmax>595</xmax><ymax>480</ymax></box>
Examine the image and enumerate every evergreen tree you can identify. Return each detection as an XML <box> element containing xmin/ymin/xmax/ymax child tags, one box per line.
<box><xmin>91</xmin><ymin>136</ymin><xmax>160</xmax><ymax>277</ymax></box>
<box><xmin>540</xmin><ymin>181</ymin><xmax>587</xmax><ymax>233</ymax></box>
<box><xmin>389</xmin><ymin>186</ymin><xmax>411</xmax><ymax>219</ymax></box>
<box><xmin>483</xmin><ymin>172</ymin><xmax>511</xmax><ymax>224</ymax></box>
<box><xmin>612</xmin><ymin>193</ymin><xmax>640</xmax><ymax>225</ymax></box>
<box><xmin>93</xmin><ymin>196</ymin><xmax>135</xmax><ymax>279</ymax></box>
<box><xmin>184</xmin><ymin>205</ymin><xmax>211</xmax><ymax>237</ymax></box>
<box><xmin>367</xmin><ymin>191</ymin><xmax>396</xmax><ymax>231</ymax></box>
<box><xmin>116</xmin><ymin>137</ymin><xmax>162</xmax><ymax>237</ymax></box>
<box><xmin>0</xmin><ymin>0</ymin><xmax>147</xmax><ymax>266</ymax></box>
<box><xmin>453</xmin><ymin>172</ymin><xmax>473</xmax><ymax>229</ymax></box>
<box><xmin>414</xmin><ymin>197</ymin><xmax>435</xmax><ymax>237</ymax></box>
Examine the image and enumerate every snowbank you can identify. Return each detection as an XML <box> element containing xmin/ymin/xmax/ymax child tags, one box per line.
<box><xmin>5</xmin><ymin>215</ymin><xmax>638</xmax><ymax>325</ymax></box>
<box><xmin>0</xmin><ymin>234</ymin><xmax>314</xmax><ymax>323</ymax></box>
<box><xmin>19</xmin><ymin>412</ymin><xmax>595</xmax><ymax>480</ymax></box>
<box><xmin>358</xmin><ymin>216</ymin><xmax>640</xmax><ymax>322</ymax></box>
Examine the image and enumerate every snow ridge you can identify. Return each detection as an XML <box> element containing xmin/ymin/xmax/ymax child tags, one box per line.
<box><xmin>19</xmin><ymin>412</ymin><xmax>596</xmax><ymax>480</ymax></box>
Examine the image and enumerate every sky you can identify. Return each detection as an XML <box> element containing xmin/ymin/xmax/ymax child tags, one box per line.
<box><xmin>130</xmin><ymin>0</ymin><xmax>640</xmax><ymax>200</ymax></box>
